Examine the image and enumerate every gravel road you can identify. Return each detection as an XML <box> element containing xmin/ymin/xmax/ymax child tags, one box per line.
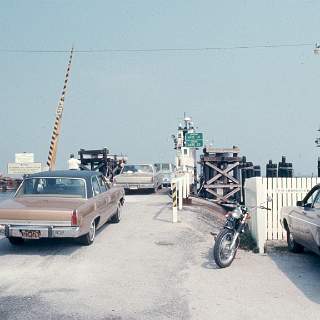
<box><xmin>0</xmin><ymin>192</ymin><xmax>320</xmax><ymax>319</ymax></box>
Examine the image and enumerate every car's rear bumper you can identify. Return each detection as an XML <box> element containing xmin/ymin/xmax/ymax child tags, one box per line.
<box><xmin>0</xmin><ymin>224</ymin><xmax>81</xmax><ymax>239</ymax></box>
<box><xmin>114</xmin><ymin>183</ymin><xmax>155</xmax><ymax>190</ymax></box>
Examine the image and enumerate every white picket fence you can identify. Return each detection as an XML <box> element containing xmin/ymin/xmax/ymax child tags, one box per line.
<box><xmin>244</xmin><ymin>177</ymin><xmax>320</xmax><ymax>253</ymax></box>
<box><xmin>171</xmin><ymin>172</ymin><xmax>192</xmax><ymax>223</ymax></box>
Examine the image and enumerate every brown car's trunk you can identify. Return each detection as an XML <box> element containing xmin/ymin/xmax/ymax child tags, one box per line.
<box><xmin>0</xmin><ymin>196</ymin><xmax>85</xmax><ymax>224</ymax></box>
<box><xmin>115</xmin><ymin>173</ymin><xmax>153</xmax><ymax>184</ymax></box>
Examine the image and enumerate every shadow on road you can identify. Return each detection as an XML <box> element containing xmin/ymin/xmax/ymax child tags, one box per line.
<box><xmin>0</xmin><ymin>222</ymin><xmax>112</xmax><ymax>256</ymax></box>
<box><xmin>153</xmin><ymin>203</ymin><xmax>172</xmax><ymax>223</ymax></box>
<box><xmin>0</xmin><ymin>236</ymin><xmax>79</xmax><ymax>256</ymax></box>
<box><xmin>270</xmin><ymin>250</ymin><xmax>320</xmax><ymax>304</ymax></box>
<box><xmin>201</xmin><ymin>246</ymin><xmax>219</xmax><ymax>270</ymax></box>
<box><xmin>0</xmin><ymin>293</ymin><xmax>122</xmax><ymax>320</ymax></box>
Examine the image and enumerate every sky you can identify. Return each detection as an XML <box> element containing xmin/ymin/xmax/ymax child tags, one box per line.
<box><xmin>1</xmin><ymin>0</ymin><xmax>320</xmax><ymax>176</ymax></box>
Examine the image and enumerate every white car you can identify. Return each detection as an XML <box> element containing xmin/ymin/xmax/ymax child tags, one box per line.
<box><xmin>154</xmin><ymin>163</ymin><xmax>175</xmax><ymax>188</ymax></box>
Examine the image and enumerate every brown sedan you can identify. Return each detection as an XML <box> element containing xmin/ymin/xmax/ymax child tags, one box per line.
<box><xmin>0</xmin><ymin>170</ymin><xmax>125</xmax><ymax>246</ymax></box>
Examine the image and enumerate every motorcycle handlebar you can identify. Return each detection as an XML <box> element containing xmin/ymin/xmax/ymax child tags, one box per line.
<box><xmin>235</xmin><ymin>204</ymin><xmax>271</xmax><ymax>212</ymax></box>
<box><xmin>220</xmin><ymin>198</ymin><xmax>272</xmax><ymax>212</ymax></box>
<box><xmin>259</xmin><ymin>205</ymin><xmax>271</xmax><ymax>211</ymax></box>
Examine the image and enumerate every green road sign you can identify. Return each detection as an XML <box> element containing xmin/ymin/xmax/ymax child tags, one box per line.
<box><xmin>185</xmin><ymin>132</ymin><xmax>203</xmax><ymax>148</ymax></box>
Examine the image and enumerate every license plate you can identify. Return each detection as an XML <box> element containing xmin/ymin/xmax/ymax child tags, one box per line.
<box><xmin>20</xmin><ymin>230</ymin><xmax>41</xmax><ymax>239</ymax></box>
<box><xmin>129</xmin><ymin>186</ymin><xmax>138</xmax><ymax>190</ymax></box>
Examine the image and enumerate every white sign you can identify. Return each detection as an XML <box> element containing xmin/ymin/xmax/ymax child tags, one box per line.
<box><xmin>8</xmin><ymin>163</ymin><xmax>42</xmax><ymax>175</ymax></box>
<box><xmin>15</xmin><ymin>153</ymin><xmax>34</xmax><ymax>164</ymax></box>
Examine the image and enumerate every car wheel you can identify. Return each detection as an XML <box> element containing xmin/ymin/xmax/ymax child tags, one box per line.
<box><xmin>287</xmin><ymin>228</ymin><xmax>304</xmax><ymax>253</ymax></box>
<box><xmin>78</xmin><ymin>220</ymin><xmax>96</xmax><ymax>246</ymax></box>
<box><xmin>8</xmin><ymin>237</ymin><xmax>24</xmax><ymax>245</ymax></box>
<box><xmin>110</xmin><ymin>204</ymin><xmax>121</xmax><ymax>223</ymax></box>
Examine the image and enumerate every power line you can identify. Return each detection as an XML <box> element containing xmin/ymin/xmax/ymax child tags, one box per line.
<box><xmin>0</xmin><ymin>42</ymin><xmax>314</xmax><ymax>54</ymax></box>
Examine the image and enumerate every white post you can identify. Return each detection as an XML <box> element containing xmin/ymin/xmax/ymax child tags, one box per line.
<box><xmin>172</xmin><ymin>179</ymin><xmax>178</xmax><ymax>223</ymax></box>
<box><xmin>245</xmin><ymin>177</ymin><xmax>267</xmax><ymax>254</ymax></box>
<box><xmin>255</xmin><ymin>178</ymin><xmax>267</xmax><ymax>253</ymax></box>
<box><xmin>178</xmin><ymin>178</ymin><xmax>183</xmax><ymax>210</ymax></box>
<box><xmin>186</xmin><ymin>173</ymin><xmax>190</xmax><ymax>197</ymax></box>
<box><xmin>183</xmin><ymin>174</ymin><xmax>187</xmax><ymax>199</ymax></box>
<box><xmin>173</xmin><ymin>205</ymin><xmax>178</xmax><ymax>223</ymax></box>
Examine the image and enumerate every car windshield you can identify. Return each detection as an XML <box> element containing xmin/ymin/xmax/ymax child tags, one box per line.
<box><xmin>122</xmin><ymin>165</ymin><xmax>153</xmax><ymax>174</ymax></box>
<box><xmin>15</xmin><ymin>177</ymin><xmax>86</xmax><ymax>198</ymax></box>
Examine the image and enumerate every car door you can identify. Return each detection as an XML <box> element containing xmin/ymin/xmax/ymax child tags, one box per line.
<box><xmin>290</xmin><ymin>196</ymin><xmax>313</xmax><ymax>246</ymax></box>
<box><xmin>107</xmin><ymin>185</ymin><xmax>119</xmax><ymax>216</ymax></box>
<box><xmin>91</xmin><ymin>176</ymin><xmax>107</xmax><ymax>227</ymax></box>
<box><xmin>292</xmin><ymin>187</ymin><xmax>319</xmax><ymax>248</ymax></box>
<box><xmin>301</xmin><ymin>188</ymin><xmax>320</xmax><ymax>253</ymax></box>
<box><xmin>97</xmin><ymin>175</ymin><xmax>116</xmax><ymax>222</ymax></box>
<box><xmin>104</xmin><ymin>176</ymin><xmax>118</xmax><ymax>215</ymax></box>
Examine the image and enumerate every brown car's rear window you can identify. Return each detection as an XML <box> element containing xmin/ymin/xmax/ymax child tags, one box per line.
<box><xmin>16</xmin><ymin>177</ymin><xmax>86</xmax><ymax>198</ymax></box>
<box><xmin>122</xmin><ymin>165</ymin><xmax>153</xmax><ymax>174</ymax></box>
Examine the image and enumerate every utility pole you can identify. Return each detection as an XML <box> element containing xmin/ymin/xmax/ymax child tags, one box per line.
<box><xmin>46</xmin><ymin>47</ymin><xmax>74</xmax><ymax>170</ymax></box>
<box><xmin>314</xmin><ymin>44</ymin><xmax>320</xmax><ymax>176</ymax></box>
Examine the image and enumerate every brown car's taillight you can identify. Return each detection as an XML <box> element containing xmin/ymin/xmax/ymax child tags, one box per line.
<box><xmin>71</xmin><ymin>209</ymin><xmax>78</xmax><ymax>226</ymax></box>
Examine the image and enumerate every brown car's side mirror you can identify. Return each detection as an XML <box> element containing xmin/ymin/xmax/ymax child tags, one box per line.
<box><xmin>296</xmin><ymin>200</ymin><xmax>303</xmax><ymax>207</ymax></box>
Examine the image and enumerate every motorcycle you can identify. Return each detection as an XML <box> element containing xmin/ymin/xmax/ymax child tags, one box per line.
<box><xmin>213</xmin><ymin>198</ymin><xmax>271</xmax><ymax>268</ymax></box>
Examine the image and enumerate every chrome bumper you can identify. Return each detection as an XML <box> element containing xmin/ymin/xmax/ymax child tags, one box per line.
<box><xmin>0</xmin><ymin>224</ymin><xmax>81</xmax><ymax>239</ymax></box>
<box><xmin>115</xmin><ymin>183</ymin><xmax>154</xmax><ymax>190</ymax></box>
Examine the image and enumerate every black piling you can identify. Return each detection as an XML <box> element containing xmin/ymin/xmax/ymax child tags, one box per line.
<box><xmin>266</xmin><ymin>160</ymin><xmax>278</xmax><ymax>177</ymax></box>
<box><xmin>278</xmin><ymin>156</ymin><xmax>293</xmax><ymax>177</ymax></box>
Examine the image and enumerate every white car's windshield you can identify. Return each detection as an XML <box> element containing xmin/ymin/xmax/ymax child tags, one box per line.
<box><xmin>161</xmin><ymin>163</ymin><xmax>171</xmax><ymax>172</ymax></box>
<box><xmin>16</xmin><ymin>177</ymin><xmax>86</xmax><ymax>198</ymax></box>
<box><xmin>154</xmin><ymin>163</ymin><xmax>173</xmax><ymax>172</ymax></box>
<box><xmin>122</xmin><ymin>165</ymin><xmax>153</xmax><ymax>174</ymax></box>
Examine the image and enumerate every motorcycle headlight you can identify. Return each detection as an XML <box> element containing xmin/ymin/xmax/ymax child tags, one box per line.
<box><xmin>231</xmin><ymin>207</ymin><xmax>242</xmax><ymax>219</ymax></box>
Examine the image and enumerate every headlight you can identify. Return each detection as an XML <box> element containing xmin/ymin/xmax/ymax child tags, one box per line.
<box><xmin>231</xmin><ymin>207</ymin><xmax>242</xmax><ymax>219</ymax></box>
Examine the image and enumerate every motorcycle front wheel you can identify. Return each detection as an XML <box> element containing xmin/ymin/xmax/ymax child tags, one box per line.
<box><xmin>213</xmin><ymin>228</ymin><xmax>239</xmax><ymax>268</ymax></box>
